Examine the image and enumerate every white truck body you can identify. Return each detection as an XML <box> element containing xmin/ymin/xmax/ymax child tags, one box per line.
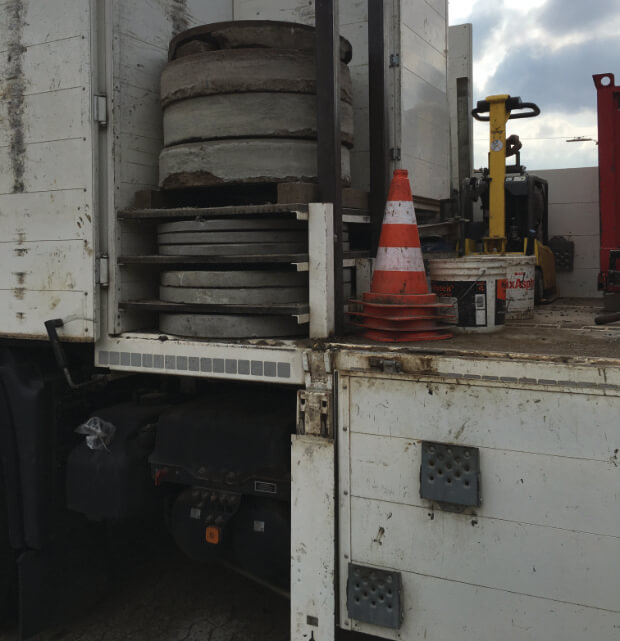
<box><xmin>0</xmin><ymin>0</ymin><xmax>449</xmax><ymax>343</ymax></box>
<box><xmin>332</xmin><ymin>345</ymin><xmax>620</xmax><ymax>640</ymax></box>
<box><xmin>286</xmin><ymin>318</ymin><xmax>620</xmax><ymax>641</ymax></box>
<box><xmin>1</xmin><ymin>3</ymin><xmax>619</xmax><ymax>641</ymax></box>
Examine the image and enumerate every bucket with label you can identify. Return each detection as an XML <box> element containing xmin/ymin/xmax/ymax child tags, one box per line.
<box><xmin>504</xmin><ymin>255</ymin><xmax>536</xmax><ymax>320</ymax></box>
<box><xmin>428</xmin><ymin>257</ymin><xmax>508</xmax><ymax>333</ymax></box>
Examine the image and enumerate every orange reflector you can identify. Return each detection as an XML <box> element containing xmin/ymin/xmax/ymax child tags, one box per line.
<box><xmin>205</xmin><ymin>526</ymin><xmax>221</xmax><ymax>545</ymax></box>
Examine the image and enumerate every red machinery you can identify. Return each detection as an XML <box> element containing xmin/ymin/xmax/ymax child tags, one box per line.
<box><xmin>593</xmin><ymin>73</ymin><xmax>620</xmax><ymax>312</ymax></box>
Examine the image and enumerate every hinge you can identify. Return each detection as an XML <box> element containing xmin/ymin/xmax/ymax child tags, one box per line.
<box><xmin>297</xmin><ymin>390</ymin><xmax>332</xmax><ymax>438</ymax></box>
<box><xmin>389</xmin><ymin>53</ymin><xmax>400</xmax><ymax>67</ymax></box>
<box><xmin>390</xmin><ymin>147</ymin><xmax>401</xmax><ymax>161</ymax></box>
<box><xmin>93</xmin><ymin>94</ymin><xmax>108</xmax><ymax>126</ymax></box>
<box><xmin>368</xmin><ymin>357</ymin><xmax>402</xmax><ymax>374</ymax></box>
<box><xmin>302</xmin><ymin>349</ymin><xmax>333</xmax><ymax>390</ymax></box>
<box><xmin>96</xmin><ymin>255</ymin><xmax>109</xmax><ymax>287</ymax></box>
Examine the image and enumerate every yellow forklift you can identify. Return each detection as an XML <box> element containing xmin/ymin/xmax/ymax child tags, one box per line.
<box><xmin>463</xmin><ymin>95</ymin><xmax>557</xmax><ymax>302</ymax></box>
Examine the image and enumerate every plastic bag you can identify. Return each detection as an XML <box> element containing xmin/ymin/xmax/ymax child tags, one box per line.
<box><xmin>75</xmin><ymin>417</ymin><xmax>116</xmax><ymax>451</ymax></box>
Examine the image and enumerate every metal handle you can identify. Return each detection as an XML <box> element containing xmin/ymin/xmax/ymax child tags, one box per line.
<box><xmin>507</xmin><ymin>100</ymin><xmax>540</xmax><ymax>120</ymax></box>
<box><xmin>472</xmin><ymin>97</ymin><xmax>540</xmax><ymax>121</ymax></box>
<box><xmin>471</xmin><ymin>100</ymin><xmax>491</xmax><ymax>121</ymax></box>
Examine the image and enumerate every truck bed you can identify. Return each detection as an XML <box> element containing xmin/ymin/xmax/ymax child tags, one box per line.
<box><xmin>336</xmin><ymin>298</ymin><xmax>620</xmax><ymax>363</ymax></box>
<box><xmin>98</xmin><ymin>298</ymin><xmax>619</xmax><ymax>387</ymax></box>
<box><xmin>330</xmin><ymin>301</ymin><xmax>620</xmax><ymax>640</ymax></box>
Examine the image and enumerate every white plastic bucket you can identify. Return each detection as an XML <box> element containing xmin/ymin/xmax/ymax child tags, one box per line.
<box><xmin>429</xmin><ymin>256</ymin><xmax>508</xmax><ymax>333</ymax></box>
<box><xmin>504</xmin><ymin>255</ymin><xmax>536</xmax><ymax>320</ymax></box>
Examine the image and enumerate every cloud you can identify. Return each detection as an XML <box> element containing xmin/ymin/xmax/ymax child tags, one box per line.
<box><xmin>537</xmin><ymin>0</ymin><xmax>618</xmax><ymax>34</ymax></box>
<box><xmin>469</xmin><ymin>5</ymin><xmax>504</xmax><ymax>59</ymax></box>
<box><xmin>485</xmin><ymin>35</ymin><xmax>618</xmax><ymax>113</ymax></box>
<box><xmin>457</xmin><ymin>0</ymin><xmax>620</xmax><ymax>111</ymax></box>
<box><xmin>449</xmin><ymin>0</ymin><xmax>617</xmax><ymax>168</ymax></box>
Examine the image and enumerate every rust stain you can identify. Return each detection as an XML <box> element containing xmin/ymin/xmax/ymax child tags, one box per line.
<box><xmin>372</xmin><ymin>527</ymin><xmax>385</xmax><ymax>545</ymax></box>
<box><xmin>161</xmin><ymin>170</ymin><xmax>225</xmax><ymax>190</ymax></box>
<box><xmin>166</xmin><ymin>0</ymin><xmax>189</xmax><ymax>37</ymax></box>
<box><xmin>417</xmin><ymin>355</ymin><xmax>438</xmax><ymax>374</ymax></box>
<box><xmin>50</xmin><ymin>296</ymin><xmax>60</xmax><ymax>310</ymax></box>
<box><xmin>12</xmin><ymin>287</ymin><xmax>25</xmax><ymax>300</ymax></box>
<box><xmin>16</xmin><ymin>312</ymin><xmax>25</xmax><ymax>321</ymax></box>
<box><xmin>14</xmin><ymin>247</ymin><xmax>29</xmax><ymax>256</ymax></box>
<box><xmin>453</xmin><ymin>422</ymin><xmax>467</xmax><ymax>441</ymax></box>
<box><xmin>13</xmin><ymin>271</ymin><xmax>26</xmax><ymax>285</ymax></box>
<box><xmin>7</xmin><ymin>0</ymin><xmax>27</xmax><ymax>193</ymax></box>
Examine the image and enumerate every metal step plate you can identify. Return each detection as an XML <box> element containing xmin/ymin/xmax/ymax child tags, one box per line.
<box><xmin>347</xmin><ymin>564</ymin><xmax>403</xmax><ymax>630</ymax></box>
<box><xmin>419</xmin><ymin>441</ymin><xmax>481</xmax><ymax>507</ymax></box>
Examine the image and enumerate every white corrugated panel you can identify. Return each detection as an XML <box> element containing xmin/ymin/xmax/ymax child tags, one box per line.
<box><xmin>399</xmin><ymin>0</ymin><xmax>450</xmax><ymax>200</ymax></box>
<box><xmin>0</xmin><ymin>0</ymin><xmax>95</xmax><ymax>340</ymax></box>
<box><xmin>339</xmin><ymin>364</ymin><xmax>620</xmax><ymax>640</ymax></box>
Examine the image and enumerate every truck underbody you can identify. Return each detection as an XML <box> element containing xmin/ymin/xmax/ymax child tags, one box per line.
<box><xmin>1</xmin><ymin>300</ymin><xmax>619</xmax><ymax>639</ymax></box>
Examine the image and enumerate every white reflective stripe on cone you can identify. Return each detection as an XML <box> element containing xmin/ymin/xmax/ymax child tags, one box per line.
<box><xmin>382</xmin><ymin>200</ymin><xmax>418</xmax><ymax>225</ymax></box>
<box><xmin>374</xmin><ymin>246</ymin><xmax>425</xmax><ymax>272</ymax></box>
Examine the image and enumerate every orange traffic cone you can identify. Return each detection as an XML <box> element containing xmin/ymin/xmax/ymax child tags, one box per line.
<box><xmin>349</xmin><ymin>169</ymin><xmax>452</xmax><ymax>342</ymax></box>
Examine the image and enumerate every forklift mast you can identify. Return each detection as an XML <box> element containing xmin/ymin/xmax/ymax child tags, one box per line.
<box><xmin>593</xmin><ymin>73</ymin><xmax>620</xmax><ymax>303</ymax></box>
<box><xmin>471</xmin><ymin>95</ymin><xmax>540</xmax><ymax>253</ymax></box>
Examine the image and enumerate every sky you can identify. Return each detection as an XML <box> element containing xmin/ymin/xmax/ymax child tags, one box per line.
<box><xmin>448</xmin><ymin>0</ymin><xmax>620</xmax><ymax>171</ymax></box>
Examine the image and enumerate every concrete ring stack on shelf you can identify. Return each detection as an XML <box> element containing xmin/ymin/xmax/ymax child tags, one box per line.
<box><xmin>134</xmin><ymin>20</ymin><xmax>360</xmax><ymax>340</ymax></box>
<box><xmin>156</xmin><ymin>217</ymin><xmax>353</xmax><ymax>339</ymax></box>
<box><xmin>159</xmin><ymin>20</ymin><xmax>354</xmax><ymax>189</ymax></box>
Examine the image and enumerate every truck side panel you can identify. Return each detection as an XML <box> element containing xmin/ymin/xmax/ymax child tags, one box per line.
<box><xmin>338</xmin><ymin>364</ymin><xmax>620</xmax><ymax>640</ymax></box>
<box><xmin>400</xmin><ymin>0</ymin><xmax>450</xmax><ymax>200</ymax></box>
<box><xmin>108</xmin><ymin>0</ymin><xmax>232</xmax><ymax>334</ymax></box>
<box><xmin>0</xmin><ymin>0</ymin><xmax>95</xmax><ymax>340</ymax></box>
<box><xmin>112</xmin><ymin>0</ymin><xmax>233</xmax><ymax>210</ymax></box>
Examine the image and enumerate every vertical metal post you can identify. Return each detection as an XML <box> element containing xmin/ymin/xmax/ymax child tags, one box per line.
<box><xmin>316</xmin><ymin>0</ymin><xmax>343</xmax><ymax>335</ymax></box>
<box><xmin>485</xmin><ymin>94</ymin><xmax>510</xmax><ymax>253</ymax></box>
<box><xmin>309</xmin><ymin>203</ymin><xmax>335</xmax><ymax>337</ymax></box>
<box><xmin>368</xmin><ymin>0</ymin><xmax>389</xmax><ymax>255</ymax></box>
<box><xmin>593</xmin><ymin>73</ymin><xmax>620</xmax><ymax>297</ymax></box>
<box><xmin>456</xmin><ymin>77</ymin><xmax>472</xmax><ymax>188</ymax></box>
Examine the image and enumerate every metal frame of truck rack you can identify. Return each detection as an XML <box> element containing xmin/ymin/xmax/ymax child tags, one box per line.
<box><xmin>368</xmin><ymin>0</ymin><xmax>390</xmax><ymax>255</ymax></box>
<box><xmin>593</xmin><ymin>73</ymin><xmax>620</xmax><ymax>302</ymax></box>
<box><xmin>316</xmin><ymin>0</ymin><xmax>390</xmax><ymax>335</ymax></box>
<box><xmin>316</xmin><ymin>0</ymin><xmax>344</xmax><ymax>336</ymax></box>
